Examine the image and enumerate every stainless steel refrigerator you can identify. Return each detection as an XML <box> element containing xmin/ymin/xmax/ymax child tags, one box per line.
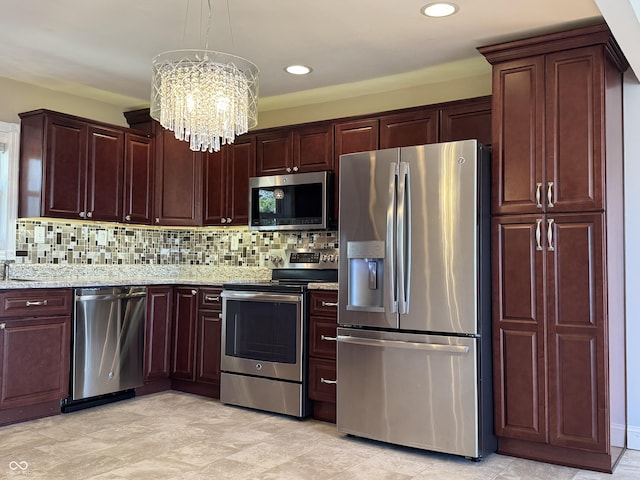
<box><xmin>337</xmin><ymin>140</ymin><xmax>496</xmax><ymax>460</ymax></box>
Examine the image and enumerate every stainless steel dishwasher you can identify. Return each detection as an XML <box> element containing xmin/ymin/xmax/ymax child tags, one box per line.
<box><xmin>63</xmin><ymin>286</ymin><xmax>146</xmax><ymax>412</ymax></box>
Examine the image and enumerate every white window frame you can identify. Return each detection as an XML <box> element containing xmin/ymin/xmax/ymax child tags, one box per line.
<box><xmin>0</xmin><ymin>121</ymin><xmax>20</xmax><ymax>260</ymax></box>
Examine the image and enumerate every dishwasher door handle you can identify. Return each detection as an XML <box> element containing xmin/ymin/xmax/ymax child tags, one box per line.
<box><xmin>76</xmin><ymin>291</ymin><xmax>147</xmax><ymax>302</ymax></box>
<box><xmin>337</xmin><ymin>335</ymin><xmax>469</xmax><ymax>354</ymax></box>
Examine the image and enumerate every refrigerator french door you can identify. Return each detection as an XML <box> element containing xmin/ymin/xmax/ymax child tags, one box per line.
<box><xmin>337</xmin><ymin>140</ymin><xmax>495</xmax><ymax>459</ymax></box>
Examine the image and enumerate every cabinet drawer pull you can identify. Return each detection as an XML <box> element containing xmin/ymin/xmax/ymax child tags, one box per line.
<box><xmin>25</xmin><ymin>300</ymin><xmax>48</xmax><ymax>307</ymax></box>
<box><xmin>547</xmin><ymin>182</ymin><xmax>554</xmax><ymax>208</ymax></box>
<box><xmin>191</xmin><ymin>290</ymin><xmax>197</xmax><ymax>296</ymax></box>
<box><xmin>535</xmin><ymin>182</ymin><xmax>542</xmax><ymax>208</ymax></box>
<box><xmin>205</xmin><ymin>295</ymin><xmax>220</xmax><ymax>302</ymax></box>
<box><xmin>321</xmin><ymin>301</ymin><xmax>338</xmax><ymax>307</ymax></box>
<box><xmin>218</xmin><ymin>313</ymin><xmax>223</xmax><ymax>319</ymax></box>
<box><xmin>320</xmin><ymin>335</ymin><xmax>337</xmax><ymax>342</ymax></box>
<box><xmin>320</xmin><ymin>378</ymin><xmax>337</xmax><ymax>385</ymax></box>
<box><xmin>0</xmin><ymin>323</ymin><xmax>5</xmax><ymax>330</ymax></box>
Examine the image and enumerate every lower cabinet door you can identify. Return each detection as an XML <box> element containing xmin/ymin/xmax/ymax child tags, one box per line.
<box><xmin>196</xmin><ymin>310</ymin><xmax>222</xmax><ymax>385</ymax></box>
<box><xmin>0</xmin><ymin>316</ymin><xmax>70</xmax><ymax>409</ymax></box>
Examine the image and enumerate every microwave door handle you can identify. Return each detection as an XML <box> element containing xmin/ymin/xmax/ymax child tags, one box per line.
<box><xmin>387</xmin><ymin>162</ymin><xmax>398</xmax><ymax>313</ymax></box>
<box><xmin>397</xmin><ymin>161</ymin><xmax>410</xmax><ymax>314</ymax></box>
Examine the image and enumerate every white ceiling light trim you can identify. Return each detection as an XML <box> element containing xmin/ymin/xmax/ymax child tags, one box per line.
<box><xmin>285</xmin><ymin>65</ymin><xmax>312</xmax><ymax>75</ymax></box>
<box><xmin>421</xmin><ymin>2</ymin><xmax>459</xmax><ymax>18</ymax></box>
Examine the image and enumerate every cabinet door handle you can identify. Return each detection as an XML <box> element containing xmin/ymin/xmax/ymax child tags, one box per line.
<box><xmin>535</xmin><ymin>183</ymin><xmax>542</xmax><ymax>208</ymax></box>
<box><xmin>125</xmin><ymin>215</ymin><xmax>131</xmax><ymax>221</ymax></box>
<box><xmin>218</xmin><ymin>313</ymin><xmax>223</xmax><ymax>319</ymax></box>
<box><xmin>321</xmin><ymin>301</ymin><xmax>338</xmax><ymax>307</ymax></box>
<box><xmin>547</xmin><ymin>218</ymin><xmax>555</xmax><ymax>251</ymax></box>
<box><xmin>535</xmin><ymin>218</ymin><xmax>543</xmax><ymax>251</ymax></box>
<box><xmin>286</xmin><ymin>167</ymin><xmax>292</xmax><ymax>173</ymax></box>
<box><xmin>292</xmin><ymin>166</ymin><xmax>299</xmax><ymax>172</ymax></box>
<box><xmin>320</xmin><ymin>378</ymin><xmax>337</xmax><ymax>385</ymax></box>
<box><xmin>547</xmin><ymin>182</ymin><xmax>554</xmax><ymax>208</ymax></box>
<box><xmin>79</xmin><ymin>211</ymin><xmax>86</xmax><ymax>218</ymax></box>
<box><xmin>86</xmin><ymin>211</ymin><xmax>93</xmax><ymax>218</ymax></box>
<box><xmin>205</xmin><ymin>295</ymin><xmax>220</xmax><ymax>302</ymax></box>
<box><xmin>191</xmin><ymin>289</ymin><xmax>197</xmax><ymax>296</ymax></box>
<box><xmin>25</xmin><ymin>300</ymin><xmax>48</xmax><ymax>307</ymax></box>
<box><xmin>320</xmin><ymin>335</ymin><xmax>337</xmax><ymax>342</ymax></box>
<box><xmin>0</xmin><ymin>323</ymin><xmax>5</xmax><ymax>330</ymax></box>
<box><xmin>155</xmin><ymin>218</ymin><xmax>160</xmax><ymax>224</ymax></box>
<box><xmin>221</xmin><ymin>218</ymin><xmax>227</xmax><ymax>224</ymax></box>
<box><xmin>227</xmin><ymin>218</ymin><xmax>232</xmax><ymax>223</ymax></box>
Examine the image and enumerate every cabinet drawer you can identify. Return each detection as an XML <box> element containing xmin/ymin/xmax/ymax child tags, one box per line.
<box><xmin>308</xmin><ymin>357</ymin><xmax>336</xmax><ymax>403</ymax></box>
<box><xmin>199</xmin><ymin>288</ymin><xmax>222</xmax><ymax>311</ymax></box>
<box><xmin>309</xmin><ymin>290</ymin><xmax>338</xmax><ymax>317</ymax></box>
<box><xmin>309</xmin><ymin>316</ymin><xmax>337</xmax><ymax>359</ymax></box>
<box><xmin>0</xmin><ymin>289</ymin><xmax>72</xmax><ymax>318</ymax></box>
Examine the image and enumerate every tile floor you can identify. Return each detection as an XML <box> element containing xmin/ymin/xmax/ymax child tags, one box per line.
<box><xmin>1</xmin><ymin>391</ymin><xmax>639</xmax><ymax>479</ymax></box>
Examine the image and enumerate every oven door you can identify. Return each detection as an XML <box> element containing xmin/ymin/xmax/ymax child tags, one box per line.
<box><xmin>221</xmin><ymin>290</ymin><xmax>304</xmax><ymax>382</ymax></box>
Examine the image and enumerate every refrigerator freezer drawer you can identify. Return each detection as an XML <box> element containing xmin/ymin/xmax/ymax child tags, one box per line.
<box><xmin>336</xmin><ymin>327</ymin><xmax>481</xmax><ymax>458</ymax></box>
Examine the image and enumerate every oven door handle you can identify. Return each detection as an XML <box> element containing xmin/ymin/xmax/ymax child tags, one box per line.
<box><xmin>220</xmin><ymin>291</ymin><xmax>303</xmax><ymax>303</ymax></box>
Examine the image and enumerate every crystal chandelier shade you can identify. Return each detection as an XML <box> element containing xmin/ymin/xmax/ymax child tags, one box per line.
<box><xmin>150</xmin><ymin>49</ymin><xmax>259</xmax><ymax>153</ymax></box>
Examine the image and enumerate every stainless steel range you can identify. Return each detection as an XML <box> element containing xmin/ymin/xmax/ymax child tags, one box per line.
<box><xmin>220</xmin><ymin>248</ymin><xmax>339</xmax><ymax>418</ymax></box>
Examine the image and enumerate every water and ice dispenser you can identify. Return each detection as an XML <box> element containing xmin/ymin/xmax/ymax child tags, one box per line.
<box><xmin>346</xmin><ymin>241</ymin><xmax>385</xmax><ymax>312</ymax></box>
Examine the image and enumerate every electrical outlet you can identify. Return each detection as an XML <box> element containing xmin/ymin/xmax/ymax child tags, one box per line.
<box><xmin>97</xmin><ymin>230</ymin><xmax>107</xmax><ymax>246</ymax></box>
<box><xmin>34</xmin><ymin>226</ymin><xmax>45</xmax><ymax>244</ymax></box>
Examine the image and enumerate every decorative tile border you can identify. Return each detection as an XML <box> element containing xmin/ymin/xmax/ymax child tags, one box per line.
<box><xmin>14</xmin><ymin>219</ymin><xmax>339</xmax><ymax>266</ymax></box>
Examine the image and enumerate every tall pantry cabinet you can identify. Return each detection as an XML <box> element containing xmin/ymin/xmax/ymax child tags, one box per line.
<box><xmin>479</xmin><ymin>23</ymin><xmax>627</xmax><ymax>473</ymax></box>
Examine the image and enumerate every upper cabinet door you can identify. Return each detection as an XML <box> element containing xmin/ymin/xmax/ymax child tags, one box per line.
<box><xmin>379</xmin><ymin>109</ymin><xmax>438</xmax><ymax>149</ymax></box>
<box><xmin>225</xmin><ymin>136</ymin><xmax>256</xmax><ymax>226</ymax></box>
<box><xmin>153</xmin><ymin>127</ymin><xmax>202</xmax><ymax>226</ymax></box>
<box><xmin>256</xmin><ymin>130</ymin><xmax>293</xmax><ymax>176</ymax></box>
<box><xmin>86</xmin><ymin>125</ymin><xmax>124</xmax><ymax>222</ymax></box>
<box><xmin>294</xmin><ymin>124</ymin><xmax>334</xmax><ymax>173</ymax></box>
<box><xmin>491</xmin><ymin>56</ymin><xmax>545</xmax><ymax>216</ymax></box>
<box><xmin>44</xmin><ymin>116</ymin><xmax>87</xmax><ymax>219</ymax></box>
<box><xmin>202</xmin><ymin>149</ymin><xmax>226</xmax><ymax>226</ymax></box>
<box><xmin>440</xmin><ymin>97</ymin><xmax>492</xmax><ymax>146</ymax></box>
<box><xmin>123</xmin><ymin>133</ymin><xmax>154</xmax><ymax>224</ymax></box>
<box><xmin>545</xmin><ymin>47</ymin><xmax>604</xmax><ymax>213</ymax></box>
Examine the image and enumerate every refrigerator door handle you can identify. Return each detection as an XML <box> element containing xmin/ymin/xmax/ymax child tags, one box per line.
<box><xmin>337</xmin><ymin>335</ymin><xmax>469</xmax><ymax>354</ymax></box>
<box><xmin>397</xmin><ymin>161</ymin><xmax>411</xmax><ymax>314</ymax></box>
<box><xmin>387</xmin><ymin>162</ymin><xmax>398</xmax><ymax>313</ymax></box>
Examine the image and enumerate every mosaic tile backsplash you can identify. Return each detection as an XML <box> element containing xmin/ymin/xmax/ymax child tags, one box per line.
<box><xmin>14</xmin><ymin>219</ymin><xmax>339</xmax><ymax>266</ymax></box>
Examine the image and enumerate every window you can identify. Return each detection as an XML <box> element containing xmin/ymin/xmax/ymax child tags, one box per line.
<box><xmin>0</xmin><ymin>121</ymin><xmax>19</xmax><ymax>260</ymax></box>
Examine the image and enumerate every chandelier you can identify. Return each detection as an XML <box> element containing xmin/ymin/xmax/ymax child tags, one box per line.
<box><xmin>150</xmin><ymin>3</ymin><xmax>259</xmax><ymax>153</ymax></box>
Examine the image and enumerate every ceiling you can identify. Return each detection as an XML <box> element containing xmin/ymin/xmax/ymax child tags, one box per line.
<box><xmin>0</xmin><ymin>0</ymin><xmax>637</xmax><ymax>113</ymax></box>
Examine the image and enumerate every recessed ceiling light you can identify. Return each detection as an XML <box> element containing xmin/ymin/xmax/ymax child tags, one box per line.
<box><xmin>285</xmin><ymin>65</ymin><xmax>312</xmax><ymax>75</ymax></box>
<box><xmin>421</xmin><ymin>2</ymin><xmax>458</xmax><ymax>17</ymax></box>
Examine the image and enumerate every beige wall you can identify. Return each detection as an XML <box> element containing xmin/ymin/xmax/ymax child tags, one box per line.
<box><xmin>1</xmin><ymin>57</ymin><xmax>491</xmax><ymax>130</ymax></box>
<box><xmin>0</xmin><ymin>77</ymin><xmax>132</xmax><ymax>127</ymax></box>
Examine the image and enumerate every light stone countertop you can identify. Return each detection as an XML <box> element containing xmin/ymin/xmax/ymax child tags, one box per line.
<box><xmin>0</xmin><ymin>264</ymin><xmax>273</xmax><ymax>289</ymax></box>
<box><xmin>307</xmin><ymin>282</ymin><xmax>339</xmax><ymax>291</ymax></box>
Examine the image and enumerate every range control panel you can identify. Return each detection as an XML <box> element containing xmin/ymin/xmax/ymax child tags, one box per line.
<box><xmin>270</xmin><ymin>249</ymin><xmax>339</xmax><ymax>269</ymax></box>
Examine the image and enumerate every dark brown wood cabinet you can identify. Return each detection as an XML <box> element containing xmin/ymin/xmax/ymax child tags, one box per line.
<box><xmin>170</xmin><ymin>286</ymin><xmax>222</xmax><ymax>398</ymax></box>
<box><xmin>480</xmin><ymin>23</ymin><xmax>627</xmax><ymax>473</ymax></box>
<box><xmin>139</xmin><ymin>286</ymin><xmax>173</xmax><ymax>396</ymax></box>
<box><xmin>123</xmin><ymin>133</ymin><xmax>154</xmax><ymax>224</ymax></box>
<box><xmin>256</xmin><ymin>123</ymin><xmax>334</xmax><ymax>176</ymax></box>
<box><xmin>18</xmin><ymin>110</ymin><xmax>126</xmax><ymax>221</ymax></box>
<box><xmin>171</xmin><ymin>287</ymin><xmax>199</xmax><ymax>381</ymax></box>
<box><xmin>0</xmin><ymin>288</ymin><xmax>72</xmax><ymax>426</ymax></box>
<box><xmin>440</xmin><ymin>96</ymin><xmax>493</xmax><ymax>146</ymax></box>
<box><xmin>307</xmin><ymin>289</ymin><xmax>338</xmax><ymax>423</ymax></box>
<box><xmin>203</xmin><ymin>136</ymin><xmax>256</xmax><ymax>226</ymax></box>
<box><xmin>153</xmin><ymin>127</ymin><xmax>202</xmax><ymax>226</ymax></box>
<box><xmin>379</xmin><ymin>108</ymin><xmax>438</xmax><ymax>149</ymax></box>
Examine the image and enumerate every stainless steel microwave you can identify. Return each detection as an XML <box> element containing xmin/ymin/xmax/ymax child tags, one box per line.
<box><xmin>249</xmin><ymin>171</ymin><xmax>334</xmax><ymax>231</ymax></box>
